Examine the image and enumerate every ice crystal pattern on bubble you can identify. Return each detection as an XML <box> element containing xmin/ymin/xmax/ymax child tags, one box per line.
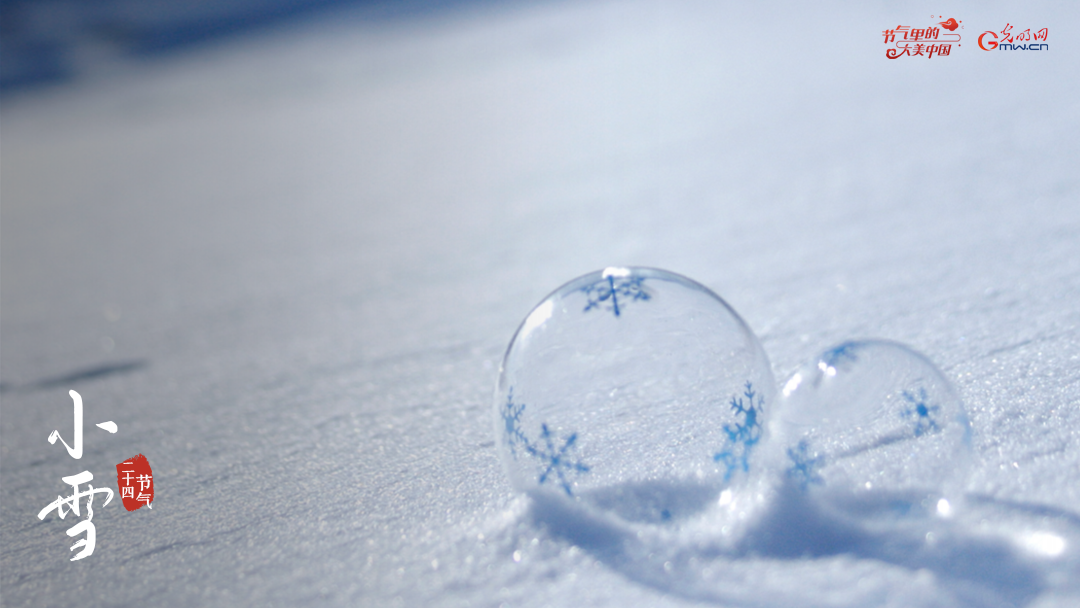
<box><xmin>504</xmin><ymin>387</ymin><xmax>590</xmax><ymax>495</ymax></box>
<box><xmin>501</xmin><ymin>389</ymin><xmax>529</xmax><ymax>459</ymax></box>
<box><xmin>713</xmin><ymin>382</ymin><xmax>764</xmax><ymax>481</ymax></box>
<box><xmin>526</xmin><ymin>424</ymin><xmax>590</xmax><ymax>496</ymax></box>
<box><xmin>786</xmin><ymin>439</ymin><xmax>825</xmax><ymax>489</ymax></box>
<box><xmin>901</xmin><ymin>387</ymin><xmax>941</xmax><ymax>436</ymax></box>
<box><xmin>822</xmin><ymin>342</ymin><xmax>860</xmax><ymax>370</ymax></box>
<box><xmin>581</xmin><ymin>275</ymin><xmax>650</xmax><ymax>317</ymax></box>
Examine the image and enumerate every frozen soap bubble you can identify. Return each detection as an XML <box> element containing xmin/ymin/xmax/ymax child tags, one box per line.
<box><xmin>774</xmin><ymin>340</ymin><xmax>971</xmax><ymax>517</ymax></box>
<box><xmin>494</xmin><ymin>267</ymin><xmax>774</xmax><ymax>525</ymax></box>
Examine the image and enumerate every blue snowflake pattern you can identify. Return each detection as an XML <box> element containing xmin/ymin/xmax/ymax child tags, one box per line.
<box><xmin>821</xmin><ymin>342</ymin><xmax>860</xmax><ymax>370</ymax></box>
<box><xmin>901</xmin><ymin>388</ymin><xmax>941</xmax><ymax>437</ymax></box>
<box><xmin>501</xmin><ymin>389</ymin><xmax>529</xmax><ymax>459</ymax></box>
<box><xmin>526</xmin><ymin>423</ymin><xmax>590</xmax><ymax>496</ymax></box>
<box><xmin>786</xmin><ymin>439</ymin><xmax>825</xmax><ymax>489</ymax></box>
<box><xmin>581</xmin><ymin>274</ymin><xmax>650</xmax><ymax>317</ymax></box>
<box><xmin>713</xmin><ymin>382</ymin><xmax>764</xmax><ymax>481</ymax></box>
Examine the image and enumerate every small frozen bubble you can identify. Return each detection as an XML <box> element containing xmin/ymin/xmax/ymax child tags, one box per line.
<box><xmin>494</xmin><ymin>267</ymin><xmax>774</xmax><ymax>525</ymax></box>
<box><xmin>774</xmin><ymin>340</ymin><xmax>971</xmax><ymax>514</ymax></box>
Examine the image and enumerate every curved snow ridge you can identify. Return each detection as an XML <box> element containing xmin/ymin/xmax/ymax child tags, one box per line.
<box><xmin>520</xmin><ymin>478</ymin><xmax>1080</xmax><ymax>608</ymax></box>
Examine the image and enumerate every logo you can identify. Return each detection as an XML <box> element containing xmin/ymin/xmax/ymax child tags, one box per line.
<box><xmin>882</xmin><ymin>16</ymin><xmax>962</xmax><ymax>59</ymax></box>
<box><xmin>979</xmin><ymin>24</ymin><xmax>1048</xmax><ymax>51</ymax></box>
<box><xmin>978</xmin><ymin>31</ymin><xmax>998</xmax><ymax>50</ymax></box>
<box><xmin>117</xmin><ymin>454</ymin><xmax>155</xmax><ymax>512</ymax></box>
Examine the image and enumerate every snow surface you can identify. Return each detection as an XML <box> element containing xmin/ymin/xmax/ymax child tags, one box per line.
<box><xmin>2</xmin><ymin>1</ymin><xmax>1079</xmax><ymax>606</ymax></box>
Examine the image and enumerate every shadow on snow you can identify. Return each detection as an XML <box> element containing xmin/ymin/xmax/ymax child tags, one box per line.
<box><xmin>526</xmin><ymin>477</ymin><xmax>1071</xmax><ymax>607</ymax></box>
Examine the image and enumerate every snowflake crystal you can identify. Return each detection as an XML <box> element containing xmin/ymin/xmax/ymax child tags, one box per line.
<box><xmin>526</xmin><ymin>423</ymin><xmax>590</xmax><ymax>496</ymax></box>
<box><xmin>786</xmin><ymin>439</ymin><xmax>825</xmax><ymax>489</ymax></box>
<box><xmin>821</xmin><ymin>342</ymin><xmax>860</xmax><ymax>371</ymax></box>
<box><xmin>713</xmin><ymin>382</ymin><xmax>764</xmax><ymax>480</ymax></box>
<box><xmin>901</xmin><ymin>387</ymin><xmax>941</xmax><ymax>437</ymax></box>
<box><xmin>501</xmin><ymin>389</ymin><xmax>529</xmax><ymax>459</ymax></box>
<box><xmin>581</xmin><ymin>274</ymin><xmax>650</xmax><ymax>317</ymax></box>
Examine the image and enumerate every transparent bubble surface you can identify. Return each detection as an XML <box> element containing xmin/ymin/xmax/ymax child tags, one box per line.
<box><xmin>494</xmin><ymin>267</ymin><xmax>774</xmax><ymax>525</ymax></box>
<box><xmin>774</xmin><ymin>340</ymin><xmax>972</xmax><ymax>514</ymax></box>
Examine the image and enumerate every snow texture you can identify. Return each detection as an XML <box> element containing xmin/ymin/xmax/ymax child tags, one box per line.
<box><xmin>2</xmin><ymin>1</ymin><xmax>1079</xmax><ymax>607</ymax></box>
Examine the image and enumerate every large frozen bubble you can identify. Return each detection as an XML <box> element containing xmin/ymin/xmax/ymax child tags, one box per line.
<box><xmin>494</xmin><ymin>267</ymin><xmax>774</xmax><ymax>525</ymax></box>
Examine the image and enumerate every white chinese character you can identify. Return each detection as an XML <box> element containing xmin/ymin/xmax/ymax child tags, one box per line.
<box><xmin>37</xmin><ymin>471</ymin><xmax>114</xmax><ymax>561</ymax></box>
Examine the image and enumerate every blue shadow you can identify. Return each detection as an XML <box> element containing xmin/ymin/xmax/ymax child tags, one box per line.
<box><xmin>0</xmin><ymin>0</ymin><xmax>494</xmax><ymax>94</ymax></box>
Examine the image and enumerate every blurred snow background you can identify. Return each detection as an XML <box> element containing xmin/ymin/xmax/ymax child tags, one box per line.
<box><xmin>2</xmin><ymin>1</ymin><xmax>1079</xmax><ymax>606</ymax></box>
